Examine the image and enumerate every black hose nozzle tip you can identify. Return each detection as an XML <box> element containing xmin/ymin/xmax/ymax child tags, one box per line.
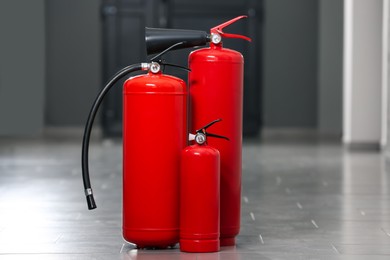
<box><xmin>86</xmin><ymin>194</ymin><xmax>97</xmax><ymax>210</ymax></box>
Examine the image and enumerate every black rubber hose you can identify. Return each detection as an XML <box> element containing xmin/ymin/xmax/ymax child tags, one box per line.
<box><xmin>82</xmin><ymin>63</ymin><xmax>145</xmax><ymax>210</ymax></box>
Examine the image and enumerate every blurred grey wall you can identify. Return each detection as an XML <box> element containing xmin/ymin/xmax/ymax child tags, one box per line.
<box><xmin>0</xmin><ymin>0</ymin><xmax>343</xmax><ymax>136</ymax></box>
<box><xmin>263</xmin><ymin>0</ymin><xmax>319</xmax><ymax>128</ymax></box>
<box><xmin>0</xmin><ymin>0</ymin><xmax>45</xmax><ymax>136</ymax></box>
<box><xmin>263</xmin><ymin>0</ymin><xmax>343</xmax><ymax>135</ymax></box>
<box><xmin>45</xmin><ymin>0</ymin><xmax>101</xmax><ymax>126</ymax></box>
<box><xmin>318</xmin><ymin>0</ymin><xmax>343</xmax><ymax>136</ymax></box>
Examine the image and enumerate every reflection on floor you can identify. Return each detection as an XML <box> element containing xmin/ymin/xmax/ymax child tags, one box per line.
<box><xmin>0</xmin><ymin>137</ymin><xmax>389</xmax><ymax>259</ymax></box>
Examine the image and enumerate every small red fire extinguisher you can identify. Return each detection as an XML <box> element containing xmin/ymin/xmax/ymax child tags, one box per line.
<box><xmin>180</xmin><ymin>119</ymin><xmax>228</xmax><ymax>253</ymax></box>
<box><xmin>189</xmin><ymin>16</ymin><xmax>251</xmax><ymax>246</ymax></box>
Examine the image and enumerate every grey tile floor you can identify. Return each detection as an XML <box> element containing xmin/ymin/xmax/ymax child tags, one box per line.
<box><xmin>0</xmin><ymin>137</ymin><xmax>390</xmax><ymax>259</ymax></box>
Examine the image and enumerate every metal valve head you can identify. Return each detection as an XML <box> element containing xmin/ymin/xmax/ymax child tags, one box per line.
<box><xmin>195</xmin><ymin>133</ymin><xmax>207</xmax><ymax>145</ymax></box>
<box><xmin>189</xmin><ymin>119</ymin><xmax>229</xmax><ymax>145</ymax></box>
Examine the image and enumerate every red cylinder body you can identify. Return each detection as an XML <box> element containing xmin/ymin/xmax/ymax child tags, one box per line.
<box><xmin>180</xmin><ymin>143</ymin><xmax>220</xmax><ymax>252</ymax></box>
<box><xmin>189</xmin><ymin>44</ymin><xmax>243</xmax><ymax>246</ymax></box>
<box><xmin>122</xmin><ymin>72</ymin><xmax>187</xmax><ymax>248</ymax></box>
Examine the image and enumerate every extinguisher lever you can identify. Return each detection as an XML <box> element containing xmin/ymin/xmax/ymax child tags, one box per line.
<box><xmin>218</xmin><ymin>32</ymin><xmax>251</xmax><ymax>42</ymax></box>
<box><xmin>196</xmin><ymin>118</ymin><xmax>223</xmax><ymax>132</ymax></box>
<box><xmin>210</xmin><ymin>15</ymin><xmax>252</xmax><ymax>42</ymax></box>
<box><xmin>205</xmin><ymin>132</ymin><xmax>229</xmax><ymax>141</ymax></box>
<box><xmin>192</xmin><ymin>118</ymin><xmax>229</xmax><ymax>145</ymax></box>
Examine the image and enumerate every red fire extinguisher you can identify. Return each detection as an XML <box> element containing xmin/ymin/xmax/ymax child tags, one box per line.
<box><xmin>189</xmin><ymin>16</ymin><xmax>251</xmax><ymax>246</ymax></box>
<box><xmin>122</xmin><ymin>62</ymin><xmax>187</xmax><ymax>248</ymax></box>
<box><xmin>81</xmin><ymin>36</ymin><xmax>209</xmax><ymax>247</ymax></box>
<box><xmin>180</xmin><ymin>119</ymin><xmax>228</xmax><ymax>253</ymax></box>
<box><xmin>82</xmin><ymin>61</ymin><xmax>187</xmax><ymax>248</ymax></box>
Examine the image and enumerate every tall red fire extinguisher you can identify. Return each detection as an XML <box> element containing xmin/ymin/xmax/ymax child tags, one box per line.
<box><xmin>189</xmin><ymin>16</ymin><xmax>251</xmax><ymax>246</ymax></box>
<box><xmin>180</xmin><ymin>119</ymin><xmax>228</xmax><ymax>253</ymax></box>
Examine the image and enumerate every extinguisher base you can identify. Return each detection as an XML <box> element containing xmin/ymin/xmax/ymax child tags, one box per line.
<box><xmin>220</xmin><ymin>237</ymin><xmax>236</xmax><ymax>247</ymax></box>
<box><xmin>123</xmin><ymin>228</ymin><xmax>179</xmax><ymax>249</ymax></box>
<box><xmin>180</xmin><ymin>239</ymin><xmax>220</xmax><ymax>253</ymax></box>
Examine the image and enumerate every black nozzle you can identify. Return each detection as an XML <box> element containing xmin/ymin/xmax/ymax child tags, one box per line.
<box><xmin>145</xmin><ymin>27</ymin><xmax>209</xmax><ymax>55</ymax></box>
<box><xmin>86</xmin><ymin>194</ymin><xmax>97</xmax><ymax>210</ymax></box>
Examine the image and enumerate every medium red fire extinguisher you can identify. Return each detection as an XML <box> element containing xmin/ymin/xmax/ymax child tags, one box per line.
<box><xmin>81</xmin><ymin>33</ymin><xmax>209</xmax><ymax>247</ymax></box>
<box><xmin>82</xmin><ymin>61</ymin><xmax>186</xmax><ymax>248</ymax></box>
<box><xmin>189</xmin><ymin>16</ymin><xmax>251</xmax><ymax>246</ymax></box>
<box><xmin>180</xmin><ymin>119</ymin><xmax>228</xmax><ymax>253</ymax></box>
<box><xmin>121</xmin><ymin>62</ymin><xmax>187</xmax><ymax>248</ymax></box>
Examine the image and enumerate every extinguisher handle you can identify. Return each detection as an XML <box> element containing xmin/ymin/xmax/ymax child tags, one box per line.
<box><xmin>206</xmin><ymin>132</ymin><xmax>230</xmax><ymax>141</ymax></box>
<box><xmin>196</xmin><ymin>118</ymin><xmax>223</xmax><ymax>132</ymax></box>
<box><xmin>210</xmin><ymin>15</ymin><xmax>252</xmax><ymax>42</ymax></box>
<box><xmin>193</xmin><ymin>118</ymin><xmax>229</xmax><ymax>144</ymax></box>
